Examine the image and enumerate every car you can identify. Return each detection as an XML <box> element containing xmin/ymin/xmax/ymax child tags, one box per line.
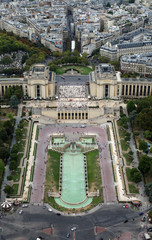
<box><xmin>124</xmin><ymin>220</ymin><xmax>128</xmax><ymax>223</ymax></box>
<box><xmin>66</xmin><ymin>233</ymin><xmax>70</xmax><ymax>238</ymax></box>
<box><xmin>22</xmin><ymin>204</ymin><xmax>28</xmax><ymax>208</ymax></box>
<box><xmin>42</xmin><ymin>205</ymin><xmax>46</xmax><ymax>209</ymax></box>
<box><xmin>19</xmin><ymin>210</ymin><xmax>23</xmax><ymax>215</ymax></box>
<box><xmin>125</xmin><ymin>204</ymin><xmax>129</xmax><ymax>209</ymax></box>
<box><xmin>56</xmin><ymin>213</ymin><xmax>61</xmax><ymax>216</ymax></box>
<box><xmin>122</xmin><ymin>205</ymin><xmax>126</xmax><ymax>208</ymax></box>
<box><xmin>139</xmin><ymin>212</ymin><xmax>144</xmax><ymax>216</ymax></box>
<box><xmin>71</xmin><ymin>227</ymin><xmax>77</xmax><ymax>231</ymax></box>
<box><xmin>48</xmin><ymin>208</ymin><xmax>52</xmax><ymax>212</ymax></box>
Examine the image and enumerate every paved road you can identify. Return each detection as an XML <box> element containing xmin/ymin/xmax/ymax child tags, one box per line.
<box><xmin>56</xmin><ymin>75</ymin><xmax>89</xmax><ymax>85</ymax></box>
<box><xmin>31</xmin><ymin>125</ymin><xmax>116</xmax><ymax>204</ymax></box>
<box><xmin>0</xmin><ymin>204</ymin><xmax>142</xmax><ymax>240</ymax></box>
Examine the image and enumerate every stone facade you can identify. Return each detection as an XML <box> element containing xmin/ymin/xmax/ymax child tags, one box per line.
<box><xmin>0</xmin><ymin>63</ymin><xmax>152</xmax><ymax>102</ymax></box>
<box><xmin>90</xmin><ymin>64</ymin><xmax>152</xmax><ymax>99</ymax></box>
<box><xmin>0</xmin><ymin>64</ymin><xmax>55</xmax><ymax>99</ymax></box>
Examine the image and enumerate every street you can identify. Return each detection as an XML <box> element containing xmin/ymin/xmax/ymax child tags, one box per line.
<box><xmin>0</xmin><ymin>204</ymin><xmax>142</xmax><ymax>240</ymax></box>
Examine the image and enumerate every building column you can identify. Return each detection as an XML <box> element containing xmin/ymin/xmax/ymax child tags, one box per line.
<box><xmin>134</xmin><ymin>84</ymin><xmax>137</xmax><ymax>97</ymax></box>
<box><xmin>142</xmin><ymin>85</ymin><xmax>145</xmax><ymax>96</ymax></box>
<box><xmin>146</xmin><ymin>84</ymin><xmax>149</xmax><ymax>96</ymax></box>
<box><xmin>131</xmin><ymin>84</ymin><xmax>133</xmax><ymax>96</ymax></box>
<box><xmin>124</xmin><ymin>85</ymin><xmax>126</xmax><ymax>96</ymax></box>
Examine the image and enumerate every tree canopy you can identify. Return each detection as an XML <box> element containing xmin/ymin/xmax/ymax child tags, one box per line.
<box><xmin>5</xmin><ymin>86</ymin><xmax>23</xmax><ymax>100</ymax></box>
<box><xmin>139</xmin><ymin>140</ymin><xmax>148</xmax><ymax>152</ymax></box>
<box><xmin>138</xmin><ymin>155</ymin><xmax>152</xmax><ymax>174</ymax></box>
<box><xmin>9</xmin><ymin>95</ymin><xmax>19</xmax><ymax>108</ymax></box>
<box><xmin>130</xmin><ymin>168</ymin><xmax>142</xmax><ymax>183</ymax></box>
<box><xmin>127</xmin><ymin>100</ymin><xmax>136</xmax><ymax>114</ymax></box>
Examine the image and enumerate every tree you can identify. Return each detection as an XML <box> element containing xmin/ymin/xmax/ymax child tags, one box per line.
<box><xmin>14</xmin><ymin>87</ymin><xmax>23</xmax><ymax>99</ymax></box>
<box><xmin>5</xmin><ymin>86</ymin><xmax>14</xmax><ymax>98</ymax></box>
<box><xmin>148</xmin><ymin>210</ymin><xmax>152</xmax><ymax>223</ymax></box>
<box><xmin>10</xmin><ymin>152</ymin><xmax>18</xmax><ymax>162</ymax></box>
<box><xmin>21</xmin><ymin>54</ymin><xmax>28</xmax><ymax>64</ymax></box>
<box><xmin>9</xmin><ymin>95</ymin><xmax>19</xmax><ymax>108</ymax></box>
<box><xmin>127</xmin><ymin>101</ymin><xmax>136</xmax><ymax>114</ymax></box>
<box><xmin>7</xmin><ymin>175</ymin><xmax>13</xmax><ymax>180</ymax></box>
<box><xmin>15</xmin><ymin>128</ymin><xmax>22</xmax><ymax>141</ymax></box>
<box><xmin>0</xmin><ymin>128</ymin><xmax>8</xmax><ymax>141</ymax></box>
<box><xmin>136</xmin><ymin>99</ymin><xmax>150</xmax><ymax>113</ymax></box>
<box><xmin>110</xmin><ymin>60</ymin><xmax>120</xmax><ymax>71</ymax></box>
<box><xmin>138</xmin><ymin>155</ymin><xmax>151</xmax><ymax>174</ymax></box>
<box><xmin>145</xmin><ymin>183</ymin><xmax>152</xmax><ymax>202</ymax></box>
<box><xmin>12</xmin><ymin>52</ymin><xmax>16</xmax><ymax>59</ymax></box>
<box><xmin>9</xmin><ymin>161</ymin><xmax>17</xmax><ymax>170</ymax></box>
<box><xmin>11</xmin><ymin>144</ymin><xmax>18</xmax><ymax>154</ymax></box>
<box><xmin>139</xmin><ymin>140</ymin><xmax>148</xmax><ymax>152</ymax></box>
<box><xmin>99</xmin><ymin>56</ymin><xmax>109</xmax><ymax>63</ymax></box>
<box><xmin>130</xmin><ymin>168</ymin><xmax>142</xmax><ymax>183</ymax></box>
<box><xmin>0</xmin><ymin>147</ymin><xmax>9</xmax><ymax>163</ymax></box>
<box><xmin>106</xmin><ymin>2</ymin><xmax>111</xmax><ymax>8</ymax></box>
<box><xmin>0</xmin><ymin>159</ymin><xmax>4</xmax><ymax>177</ymax></box>
<box><xmin>4</xmin><ymin>185</ymin><xmax>14</xmax><ymax>195</ymax></box>
<box><xmin>18</xmin><ymin>120</ymin><xmax>24</xmax><ymax>129</ymax></box>
<box><xmin>119</xmin><ymin>116</ymin><xmax>128</xmax><ymax>127</ymax></box>
<box><xmin>143</xmin><ymin>130</ymin><xmax>152</xmax><ymax>141</ymax></box>
<box><xmin>1</xmin><ymin>55</ymin><xmax>13</xmax><ymax>65</ymax></box>
<box><xmin>129</xmin><ymin>110</ymin><xmax>137</xmax><ymax>122</ymax></box>
<box><xmin>3</xmin><ymin>120</ymin><xmax>14</xmax><ymax>136</ymax></box>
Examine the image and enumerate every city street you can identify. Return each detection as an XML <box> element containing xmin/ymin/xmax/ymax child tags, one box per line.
<box><xmin>0</xmin><ymin>204</ymin><xmax>142</xmax><ymax>240</ymax></box>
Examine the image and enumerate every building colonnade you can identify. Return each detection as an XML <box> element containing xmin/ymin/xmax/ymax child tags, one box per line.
<box><xmin>118</xmin><ymin>83</ymin><xmax>152</xmax><ymax>97</ymax></box>
<box><xmin>58</xmin><ymin>111</ymin><xmax>88</xmax><ymax>120</ymax></box>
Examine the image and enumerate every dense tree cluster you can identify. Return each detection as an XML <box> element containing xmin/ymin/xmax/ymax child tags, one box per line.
<box><xmin>129</xmin><ymin>168</ymin><xmax>142</xmax><ymax>183</ymax></box>
<box><xmin>127</xmin><ymin>97</ymin><xmax>152</xmax><ymax>130</ymax></box>
<box><xmin>48</xmin><ymin>50</ymin><xmax>89</xmax><ymax>72</ymax></box>
<box><xmin>5</xmin><ymin>86</ymin><xmax>23</xmax><ymax>100</ymax></box>
<box><xmin>127</xmin><ymin>97</ymin><xmax>152</xmax><ymax>201</ymax></box>
<box><xmin>0</xmin><ymin>112</ymin><xmax>15</xmax><ymax>188</ymax></box>
<box><xmin>0</xmin><ymin>31</ymin><xmax>50</xmax><ymax>74</ymax></box>
<box><xmin>145</xmin><ymin>183</ymin><xmax>152</xmax><ymax>202</ymax></box>
<box><xmin>9</xmin><ymin>119</ymin><xmax>26</xmax><ymax>171</ymax></box>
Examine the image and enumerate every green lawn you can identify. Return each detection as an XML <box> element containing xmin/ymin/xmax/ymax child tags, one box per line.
<box><xmin>46</xmin><ymin>197</ymin><xmax>68</xmax><ymax>212</ymax></box>
<box><xmin>120</xmin><ymin>140</ymin><xmax>129</xmax><ymax>151</ymax></box>
<box><xmin>23</xmin><ymin>120</ymin><xmax>28</xmax><ymax>127</ymax></box>
<box><xmin>30</xmin><ymin>165</ymin><xmax>34</xmax><ymax>181</ymax></box>
<box><xmin>44</xmin><ymin>150</ymin><xmax>60</xmax><ymax>202</ymax></box>
<box><xmin>12</xmin><ymin>168</ymin><xmax>21</xmax><ymax>182</ymax></box>
<box><xmin>18</xmin><ymin>140</ymin><xmax>26</xmax><ymax>152</ymax></box>
<box><xmin>126</xmin><ymin>168</ymin><xmax>132</xmax><ymax>182</ymax></box>
<box><xmin>33</xmin><ymin>143</ymin><xmax>37</xmax><ymax>159</ymax></box>
<box><xmin>129</xmin><ymin>184</ymin><xmax>139</xmax><ymax>194</ymax></box>
<box><xmin>118</xmin><ymin>128</ymin><xmax>126</xmax><ymax>138</ymax></box>
<box><xmin>56</xmin><ymin>65</ymin><xmax>92</xmax><ymax>75</ymax></box>
<box><xmin>35</xmin><ymin>126</ymin><xmax>39</xmax><ymax>140</ymax></box>
<box><xmin>12</xmin><ymin>184</ymin><xmax>19</xmax><ymax>195</ymax></box>
<box><xmin>22</xmin><ymin>128</ymin><xmax>28</xmax><ymax>138</ymax></box>
<box><xmin>86</xmin><ymin>150</ymin><xmax>102</xmax><ymax>193</ymax></box>
<box><xmin>17</xmin><ymin>153</ymin><xmax>24</xmax><ymax>165</ymax></box>
<box><xmin>123</xmin><ymin>153</ymin><xmax>133</xmax><ymax>165</ymax></box>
